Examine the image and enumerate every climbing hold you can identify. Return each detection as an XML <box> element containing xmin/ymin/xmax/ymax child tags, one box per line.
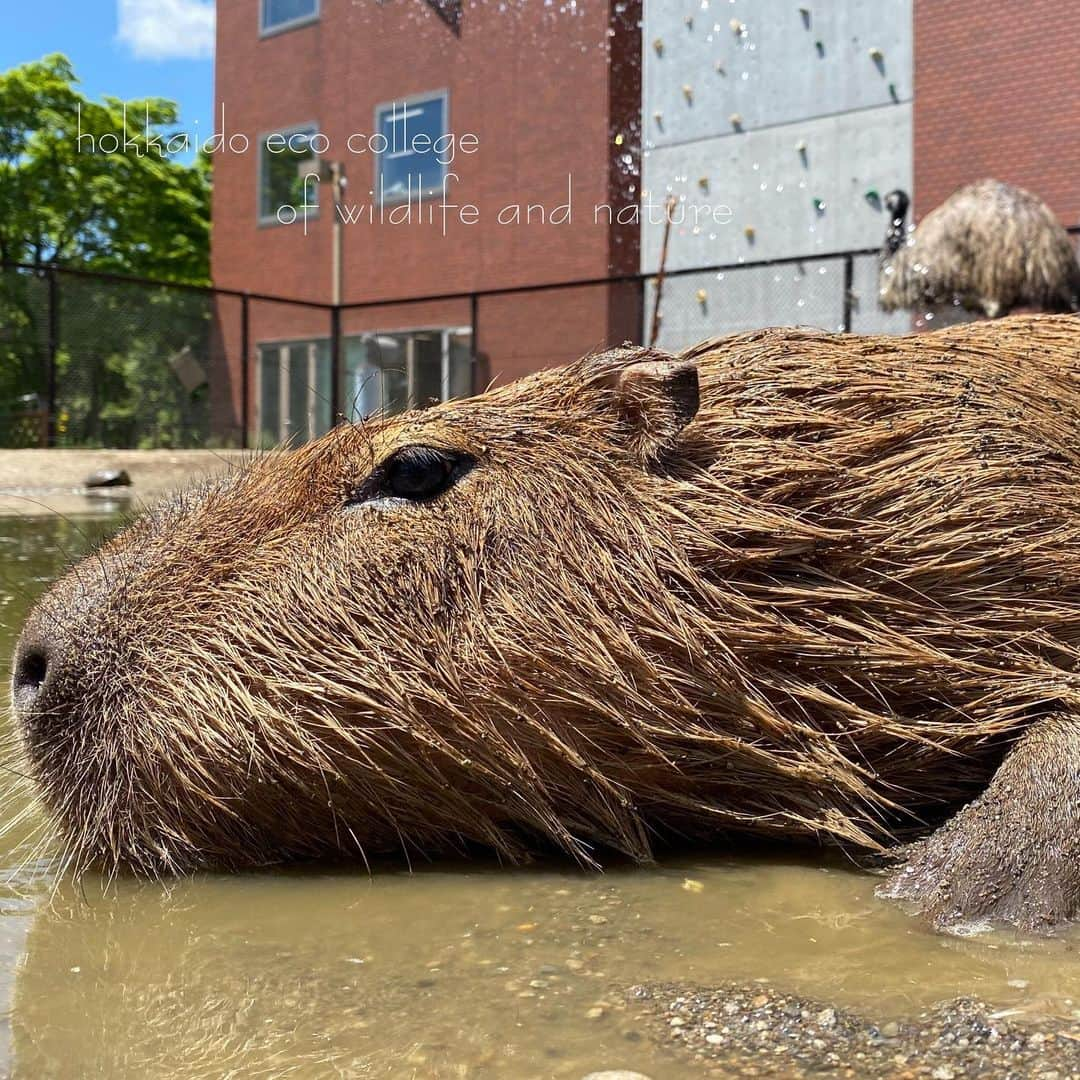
<box><xmin>813</xmin><ymin>198</ymin><xmax>826</xmax><ymax>213</ymax></box>
<box><xmin>653</xmin><ymin>37</ymin><xmax>664</xmax><ymax>56</ymax></box>
<box><xmin>685</xmin><ymin>14</ymin><xmax>694</xmax><ymax>28</ymax></box>
<box><xmin>683</xmin><ymin>84</ymin><xmax>694</xmax><ymax>103</ymax></box>
<box><xmin>730</xmin><ymin>18</ymin><xmax>745</xmax><ymax>34</ymax></box>
<box><xmin>744</xmin><ymin>225</ymin><xmax>756</xmax><ymax>240</ymax></box>
<box><xmin>869</xmin><ymin>46</ymin><xmax>884</xmax><ymax>61</ymax></box>
<box><xmin>729</xmin><ymin>112</ymin><xmax>743</xmax><ymax>129</ymax></box>
<box><xmin>795</xmin><ymin>139</ymin><xmax>807</xmax><ymax>153</ymax></box>
<box><xmin>698</xmin><ymin>176</ymin><xmax>710</xmax><ymax>191</ymax></box>
<box><xmin>696</xmin><ymin>289</ymin><xmax>708</xmax><ymax>305</ymax></box>
<box><xmin>715</xmin><ymin>61</ymin><xmax>726</xmax><ymax>75</ymax></box>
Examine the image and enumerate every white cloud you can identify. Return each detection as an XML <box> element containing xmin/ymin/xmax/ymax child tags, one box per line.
<box><xmin>117</xmin><ymin>0</ymin><xmax>216</xmax><ymax>61</ymax></box>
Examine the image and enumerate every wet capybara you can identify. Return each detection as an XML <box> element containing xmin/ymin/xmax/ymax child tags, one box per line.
<box><xmin>12</xmin><ymin>316</ymin><xmax>1080</xmax><ymax>931</ymax></box>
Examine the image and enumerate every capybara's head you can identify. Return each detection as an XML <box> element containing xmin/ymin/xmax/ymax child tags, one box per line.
<box><xmin>12</xmin><ymin>348</ymin><xmax>705</xmax><ymax>875</ymax></box>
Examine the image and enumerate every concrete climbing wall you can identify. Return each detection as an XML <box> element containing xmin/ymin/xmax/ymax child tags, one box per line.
<box><xmin>641</xmin><ymin>0</ymin><xmax>913</xmax><ymax>343</ymax></box>
<box><xmin>646</xmin><ymin>253</ymin><xmax>911</xmax><ymax>353</ymax></box>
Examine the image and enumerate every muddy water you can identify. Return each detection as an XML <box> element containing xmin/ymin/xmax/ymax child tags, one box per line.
<box><xmin>2</xmin><ymin>510</ymin><xmax>1080</xmax><ymax>1079</ymax></box>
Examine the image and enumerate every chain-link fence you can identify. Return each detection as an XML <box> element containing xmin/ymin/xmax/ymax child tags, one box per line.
<box><xmin>643</xmin><ymin>249</ymin><xmax>923</xmax><ymax>351</ymax></box>
<box><xmin>3</xmin><ymin>233</ymin><xmax>1077</xmax><ymax>448</ymax></box>
<box><xmin>0</xmin><ymin>264</ymin><xmax>333</xmax><ymax>450</ymax></box>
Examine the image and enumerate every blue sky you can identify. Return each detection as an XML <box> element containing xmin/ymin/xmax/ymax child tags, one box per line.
<box><xmin>2</xmin><ymin>1</ymin><xmax>215</xmax><ymax>155</ymax></box>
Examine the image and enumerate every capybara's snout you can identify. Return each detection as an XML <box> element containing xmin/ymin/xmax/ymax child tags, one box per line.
<box><xmin>12</xmin><ymin>554</ymin><xmax>118</xmax><ymax>753</ymax></box>
<box><xmin>12</xmin><ymin>636</ymin><xmax>52</xmax><ymax>716</ymax></box>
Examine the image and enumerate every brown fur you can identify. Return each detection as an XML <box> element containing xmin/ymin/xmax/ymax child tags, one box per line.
<box><xmin>12</xmin><ymin>316</ymin><xmax>1080</xmax><ymax>919</ymax></box>
<box><xmin>879</xmin><ymin>179</ymin><xmax>1080</xmax><ymax>318</ymax></box>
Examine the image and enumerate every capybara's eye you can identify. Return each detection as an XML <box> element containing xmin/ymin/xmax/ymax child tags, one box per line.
<box><xmin>349</xmin><ymin>445</ymin><xmax>474</xmax><ymax>507</ymax></box>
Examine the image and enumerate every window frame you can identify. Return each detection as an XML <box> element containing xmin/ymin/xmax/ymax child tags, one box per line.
<box><xmin>342</xmin><ymin>326</ymin><xmax>473</xmax><ymax>418</ymax></box>
<box><xmin>259</xmin><ymin>0</ymin><xmax>320</xmax><ymax>38</ymax></box>
<box><xmin>254</xmin><ymin>327</ymin><xmax>473</xmax><ymax>446</ymax></box>
<box><xmin>256</xmin><ymin>121</ymin><xmax>322</xmax><ymax>228</ymax></box>
<box><xmin>255</xmin><ymin>337</ymin><xmax>332</xmax><ymax>447</ymax></box>
<box><xmin>372</xmin><ymin>90</ymin><xmax>451</xmax><ymax>207</ymax></box>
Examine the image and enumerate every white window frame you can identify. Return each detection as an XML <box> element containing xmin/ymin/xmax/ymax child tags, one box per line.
<box><xmin>255</xmin><ymin>338</ymin><xmax>328</xmax><ymax>446</ymax></box>
<box><xmin>256</xmin><ymin>327</ymin><xmax>473</xmax><ymax>443</ymax></box>
<box><xmin>256</xmin><ymin>121</ymin><xmax>321</xmax><ymax>227</ymax></box>
<box><xmin>259</xmin><ymin>0</ymin><xmax>320</xmax><ymax>37</ymax></box>
<box><xmin>372</xmin><ymin>91</ymin><xmax>450</xmax><ymax>207</ymax></box>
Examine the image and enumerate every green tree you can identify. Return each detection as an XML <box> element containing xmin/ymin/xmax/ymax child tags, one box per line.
<box><xmin>0</xmin><ymin>55</ymin><xmax>214</xmax><ymax>447</ymax></box>
<box><xmin>0</xmin><ymin>53</ymin><xmax>209</xmax><ymax>281</ymax></box>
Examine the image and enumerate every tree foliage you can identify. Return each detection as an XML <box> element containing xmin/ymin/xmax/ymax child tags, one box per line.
<box><xmin>0</xmin><ymin>55</ymin><xmax>215</xmax><ymax>447</ymax></box>
<box><xmin>0</xmin><ymin>53</ymin><xmax>210</xmax><ymax>282</ymax></box>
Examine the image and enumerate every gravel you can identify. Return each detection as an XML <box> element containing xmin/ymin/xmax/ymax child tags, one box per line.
<box><xmin>623</xmin><ymin>981</ymin><xmax>1080</xmax><ymax>1078</ymax></box>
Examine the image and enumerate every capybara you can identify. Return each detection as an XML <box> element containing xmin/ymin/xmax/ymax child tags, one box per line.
<box><xmin>13</xmin><ymin>315</ymin><xmax>1080</xmax><ymax>931</ymax></box>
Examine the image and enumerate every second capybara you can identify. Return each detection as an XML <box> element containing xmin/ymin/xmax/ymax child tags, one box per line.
<box><xmin>13</xmin><ymin>315</ymin><xmax>1080</xmax><ymax>931</ymax></box>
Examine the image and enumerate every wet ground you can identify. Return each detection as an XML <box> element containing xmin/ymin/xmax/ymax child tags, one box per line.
<box><xmin>0</xmin><ymin>449</ymin><xmax>245</xmax><ymax>515</ymax></box>
<box><xmin>2</xmin><ymin>507</ymin><xmax>1080</xmax><ymax>1078</ymax></box>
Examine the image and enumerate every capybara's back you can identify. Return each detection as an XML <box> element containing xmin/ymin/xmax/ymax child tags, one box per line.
<box><xmin>12</xmin><ymin>314</ymin><xmax>1080</xmax><ymax>930</ymax></box>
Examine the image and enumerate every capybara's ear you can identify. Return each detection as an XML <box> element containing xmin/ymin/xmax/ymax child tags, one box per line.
<box><xmin>602</xmin><ymin>354</ymin><xmax>700</xmax><ymax>464</ymax></box>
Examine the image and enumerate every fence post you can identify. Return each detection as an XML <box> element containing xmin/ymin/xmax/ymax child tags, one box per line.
<box><xmin>330</xmin><ymin>305</ymin><xmax>342</xmax><ymax>425</ymax></box>
<box><xmin>240</xmin><ymin>293</ymin><xmax>250</xmax><ymax>450</ymax></box>
<box><xmin>45</xmin><ymin>266</ymin><xmax>59</xmax><ymax>447</ymax></box>
<box><xmin>841</xmin><ymin>254</ymin><xmax>854</xmax><ymax>333</ymax></box>
<box><xmin>469</xmin><ymin>292</ymin><xmax>479</xmax><ymax>394</ymax></box>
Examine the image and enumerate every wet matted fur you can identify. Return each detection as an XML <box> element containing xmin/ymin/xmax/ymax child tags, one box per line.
<box><xmin>879</xmin><ymin>179</ymin><xmax>1080</xmax><ymax>318</ymax></box>
<box><xmin>13</xmin><ymin>315</ymin><xmax>1080</xmax><ymax>929</ymax></box>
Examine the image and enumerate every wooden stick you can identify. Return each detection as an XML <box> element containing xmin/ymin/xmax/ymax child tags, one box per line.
<box><xmin>649</xmin><ymin>196</ymin><xmax>678</xmax><ymax>347</ymax></box>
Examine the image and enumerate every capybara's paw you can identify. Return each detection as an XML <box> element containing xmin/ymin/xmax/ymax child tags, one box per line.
<box><xmin>879</xmin><ymin>829</ymin><xmax>1077</xmax><ymax>934</ymax></box>
<box><xmin>879</xmin><ymin>716</ymin><xmax>1080</xmax><ymax>934</ymax></box>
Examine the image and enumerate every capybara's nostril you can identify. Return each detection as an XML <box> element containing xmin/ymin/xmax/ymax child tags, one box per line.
<box><xmin>13</xmin><ymin>645</ymin><xmax>50</xmax><ymax>708</ymax></box>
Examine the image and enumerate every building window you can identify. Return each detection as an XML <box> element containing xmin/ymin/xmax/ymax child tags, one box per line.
<box><xmin>256</xmin><ymin>329</ymin><xmax>472</xmax><ymax>445</ymax></box>
<box><xmin>374</xmin><ymin>93</ymin><xmax>449</xmax><ymax>204</ymax></box>
<box><xmin>261</xmin><ymin>0</ymin><xmax>319</xmax><ymax>35</ymax></box>
<box><xmin>344</xmin><ymin>329</ymin><xmax>472</xmax><ymax>421</ymax></box>
<box><xmin>258</xmin><ymin>124</ymin><xmax>320</xmax><ymax>224</ymax></box>
<box><xmin>257</xmin><ymin>340</ymin><xmax>332</xmax><ymax>447</ymax></box>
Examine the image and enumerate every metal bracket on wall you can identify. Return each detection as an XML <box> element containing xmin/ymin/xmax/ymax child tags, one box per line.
<box><xmin>424</xmin><ymin>0</ymin><xmax>461</xmax><ymax>35</ymax></box>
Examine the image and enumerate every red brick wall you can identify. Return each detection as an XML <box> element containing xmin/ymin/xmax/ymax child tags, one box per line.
<box><xmin>915</xmin><ymin>0</ymin><xmax>1080</xmax><ymax>226</ymax></box>
<box><xmin>211</xmin><ymin>1</ymin><xmax>640</xmax><ymax>433</ymax></box>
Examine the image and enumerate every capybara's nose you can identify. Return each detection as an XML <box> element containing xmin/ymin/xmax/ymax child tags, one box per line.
<box><xmin>12</xmin><ymin>639</ymin><xmax>53</xmax><ymax>714</ymax></box>
<box><xmin>12</xmin><ymin>554</ymin><xmax>120</xmax><ymax>726</ymax></box>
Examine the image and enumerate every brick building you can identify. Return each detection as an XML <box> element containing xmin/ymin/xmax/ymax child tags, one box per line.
<box><xmin>211</xmin><ymin>0</ymin><xmax>641</xmax><ymax>445</ymax></box>
<box><xmin>913</xmin><ymin>0</ymin><xmax>1080</xmax><ymax>226</ymax></box>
